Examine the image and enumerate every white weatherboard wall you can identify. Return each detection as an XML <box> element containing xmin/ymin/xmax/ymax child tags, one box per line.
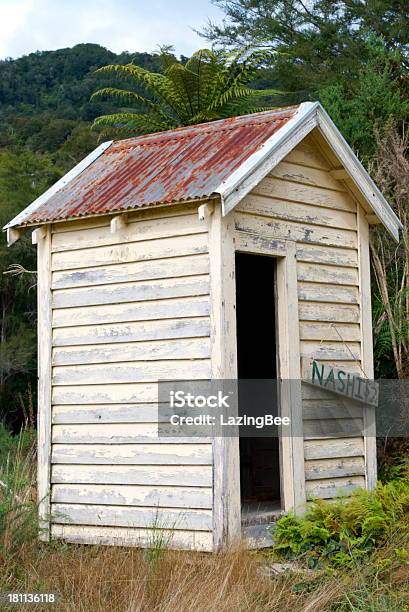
<box><xmin>233</xmin><ymin>134</ymin><xmax>370</xmax><ymax>501</ymax></box>
<box><xmin>47</xmin><ymin>204</ymin><xmax>214</xmax><ymax>551</ymax></box>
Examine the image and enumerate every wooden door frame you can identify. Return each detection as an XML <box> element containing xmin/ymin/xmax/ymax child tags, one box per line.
<box><xmin>209</xmin><ymin>209</ymin><xmax>306</xmax><ymax>550</ymax></box>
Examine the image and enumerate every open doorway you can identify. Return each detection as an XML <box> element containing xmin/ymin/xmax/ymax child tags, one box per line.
<box><xmin>235</xmin><ymin>252</ymin><xmax>281</xmax><ymax>525</ymax></box>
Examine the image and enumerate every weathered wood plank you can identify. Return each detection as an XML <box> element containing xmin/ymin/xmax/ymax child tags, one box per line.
<box><xmin>52</xmin><ymin>233</ymin><xmax>208</xmax><ymax>271</ymax></box>
<box><xmin>284</xmin><ymin>138</ymin><xmax>330</xmax><ymax>170</ymax></box>
<box><xmin>310</xmin><ymin>360</ymin><xmax>363</xmax><ymax>374</ymax></box>
<box><xmin>53</xmin><ymin>423</ymin><xmax>160</xmax><ymax>443</ymax></box>
<box><xmin>51</xmin><ymin>212</ymin><xmax>206</xmax><ymax>253</ymax></box>
<box><xmin>51</xmin><ymin>443</ymin><xmax>213</xmax><ymax>464</ymax></box>
<box><xmin>52</xmin><ymin>254</ymin><xmax>209</xmax><ymax>289</ymax></box>
<box><xmin>300</xmin><ymin>340</ymin><xmax>361</xmax><ymax>361</ymax></box>
<box><xmin>51</xmin><ymin>503</ymin><xmax>213</xmax><ymax>531</ymax></box>
<box><xmin>53</xmin><ymin>296</ymin><xmax>210</xmax><ymax>328</ymax></box>
<box><xmin>296</xmin><ymin>244</ymin><xmax>358</xmax><ymax>267</ymax></box>
<box><xmin>269</xmin><ymin>161</ymin><xmax>346</xmax><ymax>192</ymax></box>
<box><xmin>305</xmin><ymin>457</ymin><xmax>365</xmax><ymax>480</ymax></box>
<box><xmin>298</xmin><ymin>302</ymin><xmax>360</xmax><ymax>323</ymax></box>
<box><xmin>238</xmin><ymin>194</ymin><xmax>356</xmax><ymax>229</ymax></box>
<box><xmin>52</xmin><ymin>383</ymin><xmax>161</xmax><ymax>405</ymax></box>
<box><xmin>303</xmin><ymin>418</ymin><xmax>364</xmax><ymax>438</ymax></box>
<box><xmin>53</xmin><ymin>337</ymin><xmax>210</xmax><ymax>366</ymax></box>
<box><xmin>51</xmin><ymin>524</ymin><xmax>213</xmax><ymax>551</ymax></box>
<box><xmin>52</xmin><ymin>403</ymin><xmax>165</xmax><ymax>424</ymax></box>
<box><xmin>297</xmin><ymin>262</ymin><xmax>359</xmax><ymax>286</ymax></box>
<box><xmin>298</xmin><ymin>282</ymin><xmax>359</xmax><ymax>304</ymax></box>
<box><xmin>53</xmin><ymin>317</ymin><xmax>210</xmax><ymax>347</ymax></box>
<box><xmin>234</xmin><ymin>232</ymin><xmax>288</xmax><ymax>256</ymax></box>
<box><xmin>52</xmin><ymin>275</ymin><xmax>210</xmax><ymax>309</ymax></box>
<box><xmin>52</xmin><ymin>359</ymin><xmax>211</xmax><ymax>385</ymax></box>
<box><xmin>304</xmin><ymin>437</ymin><xmax>365</xmax><ymax>460</ymax></box>
<box><xmin>305</xmin><ymin>476</ymin><xmax>365</xmax><ymax>499</ymax></box>
<box><xmin>235</xmin><ymin>212</ymin><xmax>357</xmax><ymax>249</ymax></box>
<box><xmin>302</xmin><ymin>383</ymin><xmax>341</xmax><ymax>400</ymax></box>
<box><xmin>299</xmin><ymin>322</ymin><xmax>361</xmax><ymax>342</ymax></box>
<box><xmin>250</xmin><ymin>177</ymin><xmax>356</xmax><ymax>212</ymax></box>
<box><xmin>51</xmin><ymin>484</ymin><xmax>212</xmax><ymax>509</ymax></box>
<box><xmin>51</xmin><ymin>464</ymin><xmax>212</xmax><ymax>487</ymax></box>
<box><xmin>303</xmin><ymin>400</ymin><xmax>363</xmax><ymax>420</ymax></box>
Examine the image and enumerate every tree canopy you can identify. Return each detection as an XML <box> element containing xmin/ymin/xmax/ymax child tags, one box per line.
<box><xmin>204</xmin><ymin>0</ymin><xmax>409</xmax><ymax>91</ymax></box>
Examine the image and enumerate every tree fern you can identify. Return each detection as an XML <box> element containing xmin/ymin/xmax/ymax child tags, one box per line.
<box><xmin>92</xmin><ymin>47</ymin><xmax>288</xmax><ymax>135</ymax></box>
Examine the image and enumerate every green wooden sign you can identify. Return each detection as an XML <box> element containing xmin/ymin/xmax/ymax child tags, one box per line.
<box><xmin>302</xmin><ymin>359</ymin><xmax>379</xmax><ymax>407</ymax></box>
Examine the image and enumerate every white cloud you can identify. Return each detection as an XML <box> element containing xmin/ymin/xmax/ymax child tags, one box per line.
<box><xmin>0</xmin><ymin>0</ymin><xmax>223</xmax><ymax>59</ymax></box>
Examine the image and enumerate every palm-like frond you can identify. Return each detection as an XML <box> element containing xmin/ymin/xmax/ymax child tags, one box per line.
<box><xmin>91</xmin><ymin>87</ymin><xmax>164</xmax><ymax>113</ymax></box>
<box><xmin>92</xmin><ymin>47</ymin><xmax>291</xmax><ymax>135</ymax></box>
<box><xmin>95</xmin><ymin>64</ymin><xmax>184</xmax><ymax>120</ymax></box>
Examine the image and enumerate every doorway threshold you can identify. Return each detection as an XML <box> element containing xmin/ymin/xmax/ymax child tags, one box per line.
<box><xmin>241</xmin><ymin>500</ymin><xmax>282</xmax><ymax>526</ymax></box>
<box><xmin>241</xmin><ymin>501</ymin><xmax>283</xmax><ymax>548</ymax></box>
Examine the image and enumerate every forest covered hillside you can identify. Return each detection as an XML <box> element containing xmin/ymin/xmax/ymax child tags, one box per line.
<box><xmin>0</xmin><ymin>43</ymin><xmax>162</xmax><ymax>158</ymax></box>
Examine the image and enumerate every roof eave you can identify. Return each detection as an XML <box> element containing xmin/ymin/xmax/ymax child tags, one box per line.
<box><xmin>3</xmin><ymin>140</ymin><xmax>113</xmax><ymax>233</ymax></box>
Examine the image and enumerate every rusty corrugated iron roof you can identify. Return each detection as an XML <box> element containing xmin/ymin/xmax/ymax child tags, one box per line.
<box><xmin>16</xmin><ymin>106</ymin><xmax>300</xmax><ymax>226</ymax></box>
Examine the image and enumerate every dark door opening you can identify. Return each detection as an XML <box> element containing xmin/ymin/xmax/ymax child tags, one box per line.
<box><xmin>235</xmin><ymin>252</ymin><xmax>281</xmax><ymax>519</ymax></box>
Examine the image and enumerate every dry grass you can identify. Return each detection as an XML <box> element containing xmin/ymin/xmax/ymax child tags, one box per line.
<box><xmin>0</xmin><ymin>542</ymin><xmax>348</xmax><ymax>611</ymax></box>
<box><xmin>0</xmin><ymin>524</ymin><xmax>408</xmax><ymax>612</ymax></box>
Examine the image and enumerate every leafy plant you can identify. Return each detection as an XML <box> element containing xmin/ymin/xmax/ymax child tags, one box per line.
<box><xmin>273</xmin><ymin>478</ymin><xmax>409</xmax><ymax>569</ymax></box>
<box><xmin>91</xmin><ymin>47</ymin><xmax>284</xmax><ymax>133</ymax></box>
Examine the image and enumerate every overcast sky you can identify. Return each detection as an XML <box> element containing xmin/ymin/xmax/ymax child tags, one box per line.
<box><xmin>0</xmin><ymin>0</ymin><xmax>224</xmax><ymax>60</ymax></box>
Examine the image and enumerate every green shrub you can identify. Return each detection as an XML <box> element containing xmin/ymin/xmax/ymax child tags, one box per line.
<box><xmin>273</xmin><ymin>479</ymin><xmax>409</xmax><ymax>569</ymax></box>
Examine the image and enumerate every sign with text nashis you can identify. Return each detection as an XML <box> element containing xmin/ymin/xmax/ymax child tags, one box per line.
<box><xmin>302</xmin><ymin>359</ymin><xmax>379</xmax><ymax>407</ymax></box>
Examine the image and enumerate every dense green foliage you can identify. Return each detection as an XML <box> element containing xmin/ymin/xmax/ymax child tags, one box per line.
<box><xmin>92</xmin><ymin>47</ymin><xmax>284</xmax><ymax>133</ymax></box>
<box><xmin>205</xmin><ymin>0</ymin><xmax>409</xmax><ymax>91</ymax></box>
<box><xmin>274</xmin><ymin>473</ymin><xmax>409</xmax><ymax>569</ymax></box>
<box><xmin>0</xmin><ymin>43</ymin><xmax>161</xmax><ymax>154</ymax></box>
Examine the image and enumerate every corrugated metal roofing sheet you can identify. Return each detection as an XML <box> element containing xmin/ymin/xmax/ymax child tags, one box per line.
<box><xmin>19</xmin><ymin>106</ymin><xmax>300</xmax><ymax>225</ymax></box>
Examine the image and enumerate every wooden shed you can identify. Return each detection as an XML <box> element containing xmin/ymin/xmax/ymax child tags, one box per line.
<box><xmin>5</xmin><ymin>102</ymin><xmax>401</xmax><ymax>551</ymax></box>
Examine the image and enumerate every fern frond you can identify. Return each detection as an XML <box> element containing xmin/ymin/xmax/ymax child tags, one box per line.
<box><xmin>166</xmin><ymin>63</ymin><xmax>198</xmax><ymax>118</ymax></box>
<box><xmin>91</xmin><ymin>87</ymin><xmax>160</xmax><ymax>111</ymax></box>
<box><xmin>95</xmin><ymin>64</ymin><xmax>183</xmax><ymax>119</ymax></box>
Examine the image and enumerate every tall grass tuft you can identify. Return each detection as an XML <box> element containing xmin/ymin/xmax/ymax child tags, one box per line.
<box><xmin>0</xmin><ymin>424</ymin><xmax>37</xmax><ymax>560</ymax></box>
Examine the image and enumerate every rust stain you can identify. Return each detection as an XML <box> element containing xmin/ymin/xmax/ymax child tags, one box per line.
<box><xmin>22</xmin><ymin>106</ymin><xmax>299</xmax><ymax>225</ymax></box>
